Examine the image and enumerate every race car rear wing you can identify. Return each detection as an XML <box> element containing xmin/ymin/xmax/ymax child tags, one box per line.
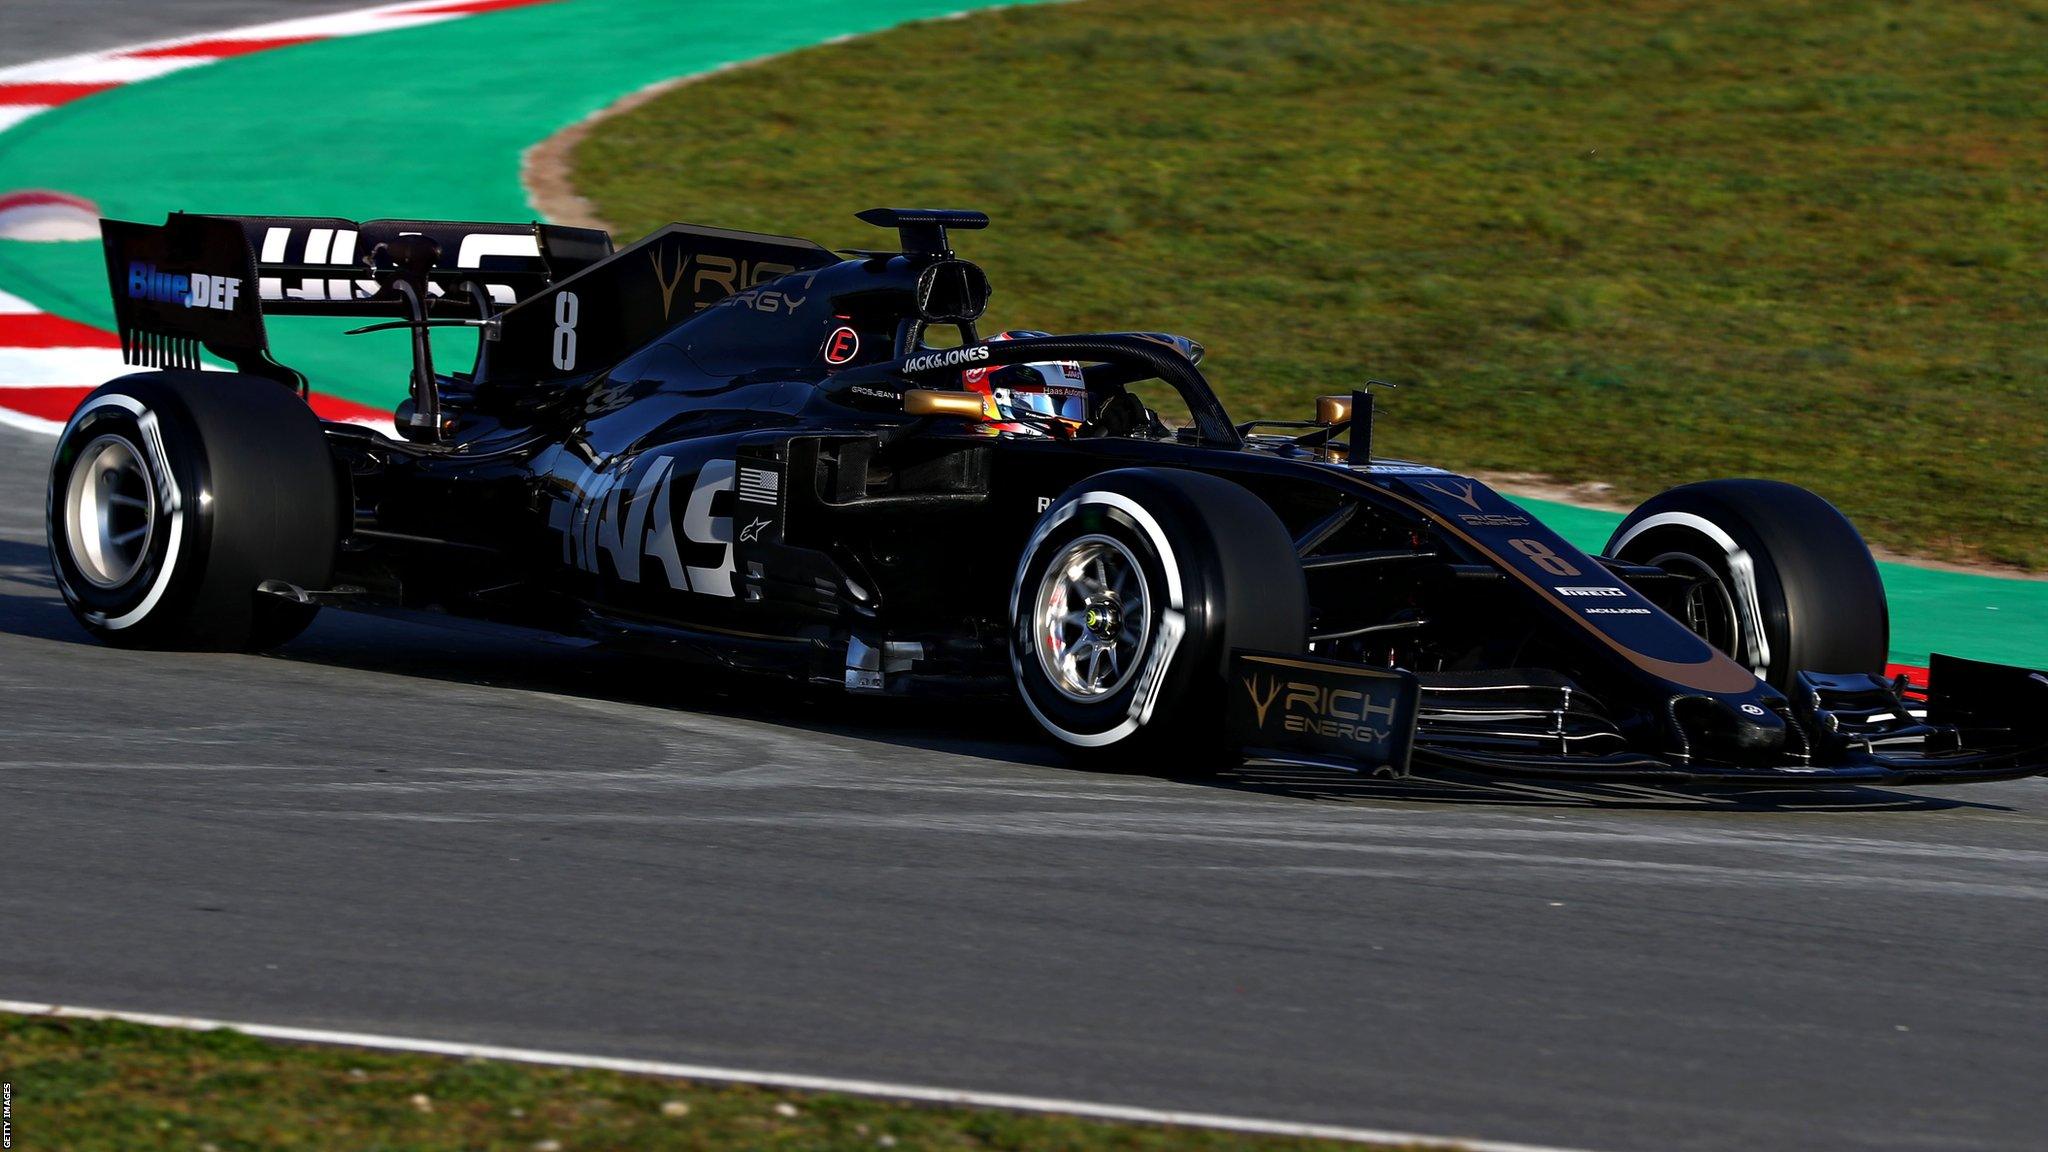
<box><xmin>101</xmin><ymin>211</ymin><xmax>837</xmax><ymax>439</ymax></box>
<box><xmin>101</xmin><ymin>212</ymin><xmax>613</xmax><ymax>378</ymax></box>
<box><xmin>230</xmin><ymin>214</ymin><xmax>614</xmax><ymax>315</ymax></box>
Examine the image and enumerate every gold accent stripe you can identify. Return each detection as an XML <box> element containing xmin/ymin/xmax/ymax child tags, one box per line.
<box><xmin>1370</xmin><ymin>483</ymin><xmax>1759</xmax><ymax>694</ymax></box>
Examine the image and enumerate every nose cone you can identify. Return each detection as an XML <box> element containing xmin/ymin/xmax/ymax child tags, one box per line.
<box><xmin>1674</xmin><ymin>695</ymin><xmax>1788</xmax><ymax>763</ymax></box>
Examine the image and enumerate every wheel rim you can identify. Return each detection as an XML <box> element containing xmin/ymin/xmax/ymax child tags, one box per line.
<box><xmin>64</xmin><ymin>433</ymin><xmax>156</xmax><ymax>589</ymax></box>
<box><xmin>1033</xmin><ymin>533</ymin><xmax>1151</xmax><ymax>702</ymax></box>
<box><xmin>1651</xmin><ymin>550</ymin><xmax>1741</xmax><ymax>662</ymax></box>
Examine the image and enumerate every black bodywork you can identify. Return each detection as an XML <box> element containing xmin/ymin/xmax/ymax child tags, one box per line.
<box><xmin>99</xmin><ymin>208</ymin><xmax>2048</xmax><ymax>787</ymax></box>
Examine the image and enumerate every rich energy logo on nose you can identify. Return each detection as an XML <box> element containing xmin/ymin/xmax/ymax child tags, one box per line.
<box><xmin>127</xmin><ymin>262</ymin><xmax>242</xmax><ymax>311</ymax></box>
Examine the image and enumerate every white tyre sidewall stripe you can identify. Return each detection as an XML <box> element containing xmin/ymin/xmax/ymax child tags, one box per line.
<box><xmin>1011</xmin><ymin>489</ymin><xmax>1186</xmax><ymax>748</ymax></box>
<box><xmin>55</xmin><ymin>393</ymin><xmax>186</xmax><ymax>630</ymax></box>
<box><xmin>1611</xmin><ymin>510</ymin><xmax>1772</xmax><ymax>676</ymax></box>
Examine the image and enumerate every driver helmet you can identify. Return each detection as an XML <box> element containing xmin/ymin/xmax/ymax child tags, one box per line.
<box><xmin>963</xmin><ymin>329</ymin><xmax>1087</xmax><ymax>435</ymax></box>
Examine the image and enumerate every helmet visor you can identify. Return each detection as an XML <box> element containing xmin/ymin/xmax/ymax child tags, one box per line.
<box><xmin>992</xmin><ymin>361</ymin><xmax>1088</xmax><ymax>424</ymax></box>
<box><xmin>999</xmin><ymin>386</ymin><xmax>1088</xmax><ymax>423</ymax></box>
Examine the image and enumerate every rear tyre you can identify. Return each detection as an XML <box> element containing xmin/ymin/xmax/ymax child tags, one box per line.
<box><xmin>1010</xmin><ymin>468</ymin><xmax>1307</xmax><ymax>772</ymax></box>
<box><xmin>47</xmin><ymin>371</ymin><xmax>339</xmax><ymax>651</ymax></box>
<box><xmin>1604</xmin><ymin>478</ymin><xmax>1886</xmax><ymax>688</ymax></box>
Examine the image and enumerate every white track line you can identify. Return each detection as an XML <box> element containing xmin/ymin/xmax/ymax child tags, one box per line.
<box><xmin>0</xmin><ymin>1</ymin><xmax>472</xmax><ymax>86</ymax></box>
<box><xmin>0</xmin><ymin>998</ymin><xmax>1608</xmax><ymax>1152</ymax></box>
<box><xmin>0</xmin><ymin>56</ymin><xmax>205</xmax><ymax>85</ymax></box>
<box><xmin>0</xmin><ymin>347</ymin><xmax>131</xmax><ymax>386</ymax></box>
<box><xmin>0</xmin><ymin>407</ymin><xmax>63</xmax><ymax>436</ymax></box>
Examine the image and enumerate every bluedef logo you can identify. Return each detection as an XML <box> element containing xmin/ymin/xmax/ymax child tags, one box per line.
<box><xmin>127</xmin><ymin>262</ymin><xmax>242</xmax><ymax>311</ymax></box>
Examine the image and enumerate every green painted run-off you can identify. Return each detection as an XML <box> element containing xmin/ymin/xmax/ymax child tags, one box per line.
<box><xmin>0</xmin><ymin>0</ymin><xmax>2038</xmax><ymax>671</ymax></box>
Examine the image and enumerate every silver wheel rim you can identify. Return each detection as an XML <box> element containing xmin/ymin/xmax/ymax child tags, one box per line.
<box><xmin>1032</xmin><ymin>534</ymin><xmax>1151</xmax><ymax>702</ymax></box>
<box><xmin>1651</xmin><ymin>550</ymin><xmax>1741</xmax><ymax>661</ymax></box>
<box><xmin>64</xmin><ymin>433</ymin><xmax>156</xmax><ymax>589</ymax></box>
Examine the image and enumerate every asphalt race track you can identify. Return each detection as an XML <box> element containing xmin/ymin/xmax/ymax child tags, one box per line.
<box><xmin>5</xmin><ymin>8</ymin><xmax>2048</xmax><ymax>1152</ymax></box>
<box><xmin>4</xmin><ymin>406</ymin><xmax>2048</xmax><ymax>1152</ymax></box>
<box><xmin>0</xmin><ymin>1</ymin><xmax>376</xmax><ymax>67</ymax></box>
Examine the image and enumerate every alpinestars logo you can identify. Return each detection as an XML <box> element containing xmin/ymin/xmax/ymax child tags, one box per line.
<box><xmin>127</xmin><ymin>262</ymin><xmax>241</xmax><ymax>311</ymax></box>
<box><xmin>902</xmin><ymin>345</ymin><xmax>990</xmax><ymax>373</ymax></box>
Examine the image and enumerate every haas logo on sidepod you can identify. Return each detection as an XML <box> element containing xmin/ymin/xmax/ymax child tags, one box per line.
<box><xmin>549</xmin><ymin>458</ymin><xmax>737</xmax><ymax>596</ymax></box>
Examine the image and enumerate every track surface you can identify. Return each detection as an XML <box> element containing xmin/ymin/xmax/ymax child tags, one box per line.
<box><xmin>4</xmin><ymin>413</ymin><xmax>2047</xmax><ymax>1152</ymax></box>
<box><xmin>0</xmin><ymin>1</ymin><xmax>377</xmax><ymax>67</ymax></box>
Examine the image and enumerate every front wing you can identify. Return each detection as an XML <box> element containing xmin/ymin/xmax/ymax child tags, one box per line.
<box><xmin>1226</xmin><ymin>651</ymin><xmax>2048</xmax><ymax>788</ymax></box>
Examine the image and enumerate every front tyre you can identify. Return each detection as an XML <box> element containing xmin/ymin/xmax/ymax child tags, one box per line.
<box><xmin>1605</xmin><ymin>478</ymin><xmax>1887</xmax><ymax>688</ymax></box>
<box><xmin>47</xmin><ymin>371</ymin><xmax>339</xmax><ymax>650</ymax></box>
<box><xmin>1010</xmin><ymin>468</ymin><xmax>1306</xmax><ymax>770</ymax></box>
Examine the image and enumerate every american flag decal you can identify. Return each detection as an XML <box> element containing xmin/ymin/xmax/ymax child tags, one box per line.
<box><xmin>738</xmin><ymin>465</ymin><xmax>780</xmax><ymax>505</ymax></box>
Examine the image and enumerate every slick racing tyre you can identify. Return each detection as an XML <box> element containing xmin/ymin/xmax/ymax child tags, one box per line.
<box><xmin>1010</xmin><ymin>468</ymin><xmax>1307</xmax><ymax>771</ymax></box>
<box><xmin>1605</xmin><ymin>479</ymin><xmax>1886</xmax><ymax>689</ymax></box>
<box><xmin>47</xmin><ymin>371</ymin><xmax>339</xmax><ymax>650</ymax></box>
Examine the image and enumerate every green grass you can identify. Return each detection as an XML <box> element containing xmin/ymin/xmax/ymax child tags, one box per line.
<box><xmin>570</xmin><ymin>0</ymin><xmax>2048</xmax><ymax>569</ymax></box>
<box><xmin>0</xmin><ymin>1013</ymin><xmax>1431</xmax><ymax>1151</ymax></box>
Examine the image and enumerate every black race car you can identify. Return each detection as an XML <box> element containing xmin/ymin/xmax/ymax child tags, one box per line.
<box><xmin>50</xmin><ymin>207</ymin><xmax>2047</xmax><ymax>786</ymax></box>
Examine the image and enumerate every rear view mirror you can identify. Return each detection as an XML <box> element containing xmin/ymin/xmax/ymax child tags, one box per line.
<box><xmin>916</xmin><ymin>260</ymin><xmax>990</xmax><ymax>322</ymax></box>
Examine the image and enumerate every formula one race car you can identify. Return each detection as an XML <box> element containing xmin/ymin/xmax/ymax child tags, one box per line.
<box><xmin>50</xmin><ymin>207</ymin><xmax>2048</xmax><ymax>786</ymax></box>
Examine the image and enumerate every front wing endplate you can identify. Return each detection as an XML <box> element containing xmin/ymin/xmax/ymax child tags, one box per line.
<box><xmin>1228</xmin><ymin>651</ymin><xmax>1420</xmax><ymax>776</ymax></box>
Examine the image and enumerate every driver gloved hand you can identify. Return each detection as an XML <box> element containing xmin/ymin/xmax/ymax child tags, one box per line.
<box><xmin>1084</xmin><ymin>392</ymin><xmax>1149</xmax><ymax>438</ymax></box>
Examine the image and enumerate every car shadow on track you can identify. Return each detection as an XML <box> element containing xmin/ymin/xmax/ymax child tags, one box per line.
<box><xmin>0</xmin><ymin>535</ymin><xmax>82</xmax><ymax>643</ymax></box>
<box><xmin>1205</xmin><ymin>761</ymin><xmax>2001</xmax><ymax>813</ymax></box>
<box><xmin>278</xmin><ymin>617</ymin><xmax>2017</xmax><ymax>815</ymax></box>
<box><xmin>4</xmin><ymin>528</ymin><xmax>1058</xmax><ymax>767</ymax></box>
<box><xmin>278</xmin><ymin>600</ymin><xmax>1074</xmax><ymax>772</ymax></box>
<box><xmin>0</xmin><ymin>534</ymin><xmax>52</xmax><ymax>575</ymax></box>
<box><xmin>0</xmin><ymin>532</ymin><xmax>2008</xmax><ymax>814</ymax></box>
